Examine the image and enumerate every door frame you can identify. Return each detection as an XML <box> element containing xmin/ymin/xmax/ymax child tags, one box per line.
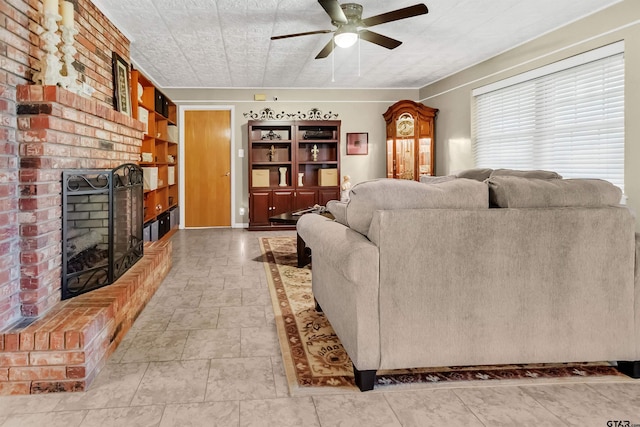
<box><xmin>178</xmin><ymin>105</ymin><xmax>237</xmax><ymax>228</ymax></box>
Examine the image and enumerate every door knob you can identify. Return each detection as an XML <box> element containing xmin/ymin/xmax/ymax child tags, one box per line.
<box><xmin>225</xmin><ymin>172</ymin><xmax>231</xmax><ymax>176</ymax></box>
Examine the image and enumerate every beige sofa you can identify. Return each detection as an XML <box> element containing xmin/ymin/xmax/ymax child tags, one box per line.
<box><xmin>296</xmin><ymin>170</ymin><xmax>640</xmax><ymax>391</ymax></box>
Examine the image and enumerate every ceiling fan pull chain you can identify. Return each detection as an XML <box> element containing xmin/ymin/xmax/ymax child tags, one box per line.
<box><xmin>358</xmin><ymin>37</ymin><xmax>361</xmax><ymax>77</ymax></box>
<box><xmin>331</xmin><ymin>37</ymin><xmax>335</xmax><ymax>83</ymax></box>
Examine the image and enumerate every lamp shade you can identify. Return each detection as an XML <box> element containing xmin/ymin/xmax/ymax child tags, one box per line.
<box><xmin>334</xmin><ymin>26</ymin><xmax>358</xmax><ymax>48</ymax></box>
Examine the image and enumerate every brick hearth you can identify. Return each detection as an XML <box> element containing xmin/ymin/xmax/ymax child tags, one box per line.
<box><xmin>0</xmin><ymin>239</ymin><xmax>171</xmax><ymax>394</ymax></box>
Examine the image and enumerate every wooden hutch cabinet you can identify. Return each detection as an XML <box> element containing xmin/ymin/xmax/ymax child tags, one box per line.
<box><xmin>248</xmin><ymin>120</ymin><xmax>341</xmax><ymax>230</ymax></box>
<box><xmin>383</xmin><ymin>100</ymin><xmax>438</xmax><ymax>180</ymax></box>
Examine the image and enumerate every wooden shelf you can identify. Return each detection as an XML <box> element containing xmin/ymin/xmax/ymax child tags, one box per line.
<box><xmin>132</xmin><ymin>69</ymin><xmax>179</xmax><ymax>239</ymax></box>
<box><xmin>248</xmin><ymin>120</ymin><xmax>341</xmax><ymax>230</ymax></box>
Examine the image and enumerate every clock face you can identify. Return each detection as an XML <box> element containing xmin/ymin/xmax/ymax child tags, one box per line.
<box><xmin>396</xmin><ymin>114</ymin><xmax>415</xmax><ymax>137</ymax></box>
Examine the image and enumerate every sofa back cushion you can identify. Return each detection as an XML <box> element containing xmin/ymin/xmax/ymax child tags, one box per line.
<box><xmin>487</xmin><ymin>176</ymin><xmax>622</xmax><ymax>208</ymax></box>
<box><xmin>453</xmin><ymin>168</ymin><xmax>562</xmax><ymax>181</ymax></box>
<box><xmin>345</xmin><ymin>178</ymin><xmax>489</xmax><ymax>236</ymax></box>
<box><xmin>490</xmin><ymin>168</ymin><xmax>563</xmax><ymax>179</ymax></box>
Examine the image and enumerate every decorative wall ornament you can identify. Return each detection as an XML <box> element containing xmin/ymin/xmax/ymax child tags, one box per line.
<box><xmin>33</xmin><ymin>8</ymin><xmax>63</xmax><ymax>86</ymax></box>
<box><xmin>243</xmin><ymin>107</ymin><xmax>338</xmax><ymax>121</ymax></box>
<box><xmin>60</xmin><ymin>24</ymin><xmax>82</xmax><ymax>93</ymax></box>
<box><xmin>296</xmin><ymin>108</ymin><xmax>339</xmax><ymax>120</ymax></box>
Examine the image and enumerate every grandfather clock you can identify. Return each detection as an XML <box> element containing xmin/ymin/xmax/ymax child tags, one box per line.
<box><xmin>383</xmin><ymin>100</ymin><xmax>438</xmax><ymax>180</ymax></box>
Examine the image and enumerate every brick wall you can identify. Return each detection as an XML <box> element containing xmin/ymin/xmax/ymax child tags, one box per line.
<box><xmin>0</xmin><ymin>0</ymin><xmax>30</xmax><ymax>331</ymax></box>
<box><xmin>24</xmin><ymin>0</ymin><xmax>130</xmax><ymax>108</ymax></box>
<box><xmin>73</xmin><ymin>0</ymin><xmax>130</xmax><ymax>106</ymax></box>
<box><xmin>0</xmin><ymin>0</ymin><xmax>135</xmax><ymax>331</ymax></box>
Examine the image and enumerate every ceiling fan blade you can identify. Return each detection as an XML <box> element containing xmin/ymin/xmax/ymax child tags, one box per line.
<box><xmin>361</xmin><ymin>4</ymin><xmax>428</xmax><ymax>27</ymax></box>
<box><xmin>271</xmin><ymin>30</ymin><xmax>332</xmax><ymax>40</ymax></box>
<box><xmin>358</xmin><ymin>30</ymin><xmax>402</xmax><ymax>50</ymax></box>
<box><xmin>318</xmin><ymin>0</ymin><xmax>348</xmax><ymax>24</ymax></box>
<box><xmin>315</xmin><ymin>39</ymin><xmax>335</xmax><ymax>59</ymax></box>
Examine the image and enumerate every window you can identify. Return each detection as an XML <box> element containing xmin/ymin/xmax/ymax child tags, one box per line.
<box><xmin>473</xmin><ymin>42</ymin><xmax>624</xmax><ymax>191</ymax></box>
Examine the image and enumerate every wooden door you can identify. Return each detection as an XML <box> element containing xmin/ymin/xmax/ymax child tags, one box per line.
<box><xmin>184</xmin><ymin>110</ymin><xmax>231</xmax><ymax>227</ymax></box>
<box><xmin>272</xmin><ymin>190</ymin><xmax>293</xmax><ymax>215</ymax></box>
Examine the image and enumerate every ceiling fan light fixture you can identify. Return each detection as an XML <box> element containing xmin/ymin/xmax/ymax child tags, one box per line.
<box><xmin>334</xmin><ymin>26</ymin><xmax>358</xmax><ymax>48</ymax></box>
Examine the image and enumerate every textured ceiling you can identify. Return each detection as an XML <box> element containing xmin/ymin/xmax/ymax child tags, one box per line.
<box><xmin>92</xmin><ymin>0</ymin><xmax>621</xmax><ymax>89</ymax></box>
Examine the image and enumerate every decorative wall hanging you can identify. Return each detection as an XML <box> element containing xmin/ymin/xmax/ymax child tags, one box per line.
<box><xmin>243</xmin><ymin>108</ymin><xmax>338</xmax><ymax>121</ymax></box>
<box><xmin>346</xmin><ymin>132</ymin><xmax>368</xmax><ymax>155</ymax></box>
<box><xmin>112</xmin><ymin>52</ymin><xmax>131</xmax><ymax>116</ymax></box>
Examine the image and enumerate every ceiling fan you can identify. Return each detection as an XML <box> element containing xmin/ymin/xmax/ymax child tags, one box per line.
<box><xmin>271</xmin><ymin>0</ymin><xmax>429</xmax><ymax>59</ymax></box>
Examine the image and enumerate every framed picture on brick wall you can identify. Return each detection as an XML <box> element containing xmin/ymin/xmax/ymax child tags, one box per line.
<box><xmin>112</xmin><ymin>52</ymin><xmax>131</xmax><ymax>116</ymax></box>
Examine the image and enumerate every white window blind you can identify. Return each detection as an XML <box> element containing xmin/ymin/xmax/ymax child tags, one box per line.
<box><xmin>473</xmin><ymin>48</ymin><xmax>625</xmax><ymax>191</ymax></box>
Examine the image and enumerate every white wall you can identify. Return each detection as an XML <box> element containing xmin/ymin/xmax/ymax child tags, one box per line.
<box><xmin>164</xmin><ymin>88</ymin><xmax>417</xmax><ymax>226</ymax></box>
<box><xmin>418</xmin><ymin>0</ymin><xmax>640</xmax><ymax>227</ymax></box>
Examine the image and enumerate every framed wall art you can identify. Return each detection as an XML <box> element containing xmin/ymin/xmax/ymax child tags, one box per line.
<box><xmin>346</xmin><ymin>132</ymin><xmax>368</xmax><ymax>155</ymax></box>
<box><xmin>112</xmin><ymin>52</ymin><xmax>131</xmax><ymax>116</ymax></box>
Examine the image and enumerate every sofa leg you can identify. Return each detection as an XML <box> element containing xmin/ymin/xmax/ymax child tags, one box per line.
<box><xmin>314</xmin><ymin>298</ymin><xmax>323</xmax><ymax>313</ymax></box>
<box><xmin>617</xmin><ymin>361</ymin><xmax>640</xmax><ymax>378</ymax></box>
<box><xmin>353</xmin><ymin>367</ymin><xmax>376</xmax><ymax>391</ymax></box>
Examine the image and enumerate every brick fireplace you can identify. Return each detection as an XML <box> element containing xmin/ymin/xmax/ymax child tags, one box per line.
<box><xmin>16</xmin><ymin>85</ymin><xmax>145</xmax><ymax>316</ymax></box>
<box><xmin>62</xmin><ymin>164</ymin><xmax>144</xmax><ymax>299</ymax></box>
<box><xmin>0</xmin><ymin>85</ymin><xmax>171</xmax><ymax>394</ymax></box>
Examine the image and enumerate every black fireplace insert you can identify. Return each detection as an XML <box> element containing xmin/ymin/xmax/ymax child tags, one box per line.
<box><xmin>62</xmin><ymin>164</ymin><xmax>144</xmax><ymax>299</ymax></box>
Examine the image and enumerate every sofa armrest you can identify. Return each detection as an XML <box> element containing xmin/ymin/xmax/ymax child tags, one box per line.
<box><xmin>635</xmin><ymin>233</ymin><xmax>640</xmax><ymax>285</ymax></box>
<box><xmin>297</xmin><ymin>213</ymin><xmax>378</xmax><ymax>284</ymax></box>
<box><xmin>296</xmin><ymin>213</ymin><xmax>381</xmax><ymax>370</ymax></box>
<box><xmin>636</xmin><ymin>233</ymin><xmax>640</xmax><ymax>358</ymax></box>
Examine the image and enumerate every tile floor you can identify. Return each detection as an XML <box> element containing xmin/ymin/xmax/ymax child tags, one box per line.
<box><xmin>1</xmin><ymin>228</ymin><xmax>640</xmax><ymax>426</ymax></box>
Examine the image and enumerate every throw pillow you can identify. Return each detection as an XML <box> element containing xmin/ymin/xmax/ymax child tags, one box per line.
<box><xmin>454</xmin><ymin>168</ymin><xmax>493</xmax><ymax>181</ymax></box>
<box><xmin>419</xmin><ymin>175</ymin><xmax>457</xmax><ymax>184</ymax></box>
<box><xmin>487</xmin><ymin>176</ymin><xmax>622</xmax><ymax>208</ymax></box>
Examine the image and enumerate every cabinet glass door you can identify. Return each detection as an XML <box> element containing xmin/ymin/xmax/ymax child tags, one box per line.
<box><xmin>419</xmin><ymin>137</ymin><xmax>431</xmax><ymax>175</ymax></box>
<box><xmin>397</xmin><ymin>137</ymin><xmax>415</xmax><ymax>180</ymax></box>
<box><xmin>386</xmin><ymin>139</ymin><xmax>394</xmax><ymax>178</ymax></box>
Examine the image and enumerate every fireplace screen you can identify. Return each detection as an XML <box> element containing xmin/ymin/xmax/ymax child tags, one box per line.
<box><xmin>62</xmin><ymin>164</ymin><xmax>144</xmax><ymax>299</ymax></box>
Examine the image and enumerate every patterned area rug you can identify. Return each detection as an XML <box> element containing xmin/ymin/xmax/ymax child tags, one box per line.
<box><xmin>260</xmin><ymin>236</ymin><xmax>629</xmax><ymax>395</ymax></box>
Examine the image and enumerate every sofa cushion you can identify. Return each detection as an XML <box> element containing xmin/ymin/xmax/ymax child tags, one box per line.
<box><xmin>487</xmin><ymin>176</ymin><xmax>622</xmax><ymax>208</ymax></box>
<box><xmin>345</xmin><ymin>178</ymin><xmax>489</xmax><ymax>236</ymax></box>
<box><xmin>490</xmin><ymin>168</ymin><xmax>563</xmax><ymax>179</ymax></box>
<box><xmin>455</xmin><ymin>168</ymin><xmax>493</xmax><ymax>181</ymax></box>
<box><xmin>419</xmin><ymin>175</ymin><xmax>457</xmax><ymax>184</ymax></box>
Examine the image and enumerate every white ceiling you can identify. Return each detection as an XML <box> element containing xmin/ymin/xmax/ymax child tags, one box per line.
<box><xmin>93</xmin><ymin>0</ymin><xmax>621</xmax><ymax>89</ymax></box>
